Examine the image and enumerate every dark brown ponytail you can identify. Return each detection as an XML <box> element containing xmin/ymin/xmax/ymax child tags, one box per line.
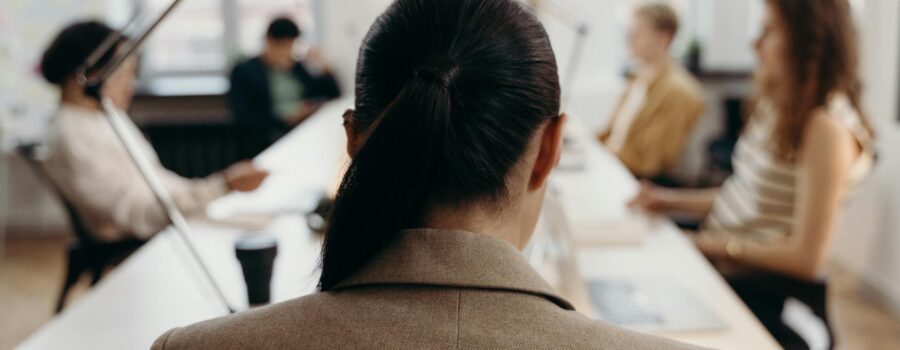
<box><xmin>319</xmin><ymin>0</ymin><xmax>560</xmax><ymax>291</ymax></box>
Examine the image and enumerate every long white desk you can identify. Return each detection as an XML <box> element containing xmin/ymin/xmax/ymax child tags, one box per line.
<box><xmin>17</xmin><ymin>99</ymin><xmax>779</xmax><ymax>349</ymax></box>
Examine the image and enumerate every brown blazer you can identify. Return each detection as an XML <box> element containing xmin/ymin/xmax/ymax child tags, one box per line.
<box><xmin>152</xmin><ymin>229</ymin><xmax>701</xmax><ymax>349</ymax></box>
<box><xmin>599</xmin><ymin>63</ymin><xmax>705</xmax><ymax>179</ymax></box>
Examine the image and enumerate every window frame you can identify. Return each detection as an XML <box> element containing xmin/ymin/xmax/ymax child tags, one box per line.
<box><xmin>133</xmin><ymin>0</ymin><xmax>320</xmax><ymax>81</ymax></box>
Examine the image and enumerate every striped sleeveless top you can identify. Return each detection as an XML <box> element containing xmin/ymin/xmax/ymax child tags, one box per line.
<box><xmin>703</xmin><ymin>94</ymin><xmax>875</xmax><ymax>243</ymax></box>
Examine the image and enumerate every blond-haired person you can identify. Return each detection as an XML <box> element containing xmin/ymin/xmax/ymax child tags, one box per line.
<box><xmin>598</xmin><ymin>3</ymin><xmax>704</xmax><ymax>182</ymax></box>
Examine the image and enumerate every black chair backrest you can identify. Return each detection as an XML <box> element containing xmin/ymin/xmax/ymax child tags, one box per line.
<box><xmin>722</xmin><ymin>97</ymin><xmax>746</xmax><ymax>141</ymax></box>
<box><xmin>17</xmin><ymin>144</ymin><xmax>99</xmax><ymax>245</ymax></box>
<box><xmin>731</xmin><ymin>271</ymin><xmax>835</xmax><ymax>349</ymax></box>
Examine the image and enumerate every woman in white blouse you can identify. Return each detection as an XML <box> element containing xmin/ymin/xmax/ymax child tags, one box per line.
<box><xmin>38</xmin><ymin>21</ymin><xmax>269</xmax><ymax>241</ymax></box>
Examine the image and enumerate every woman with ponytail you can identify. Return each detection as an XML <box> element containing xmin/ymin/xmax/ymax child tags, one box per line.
<box><xmin>154</xmin><ymin>0</ymin><xmax>697</xmax><ymax>348</ymax></box>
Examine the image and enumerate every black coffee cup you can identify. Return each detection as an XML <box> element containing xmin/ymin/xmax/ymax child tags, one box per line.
<box><xmin>235</xmin><ymin>235</ymin><xmax>278</xmax><ymax>306</ymax></box>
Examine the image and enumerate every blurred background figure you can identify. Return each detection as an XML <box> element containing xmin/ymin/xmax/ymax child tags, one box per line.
<box><xmin>39</xmin><ymin>20</ymin><xmax>269</xmax><ymax>242</ymax></box>
<box><xmin>22</xmin><ymin>20</ymin><xmax>269</xmax><ymax>313</ymax></box>
<box><xmin>631</xmin><ymin>1</ymin><xmax>875</xmax><ymax>348</ymax></box>
<box><xmin>597</xmin><ymin>2</ymin><xmax>704</xmax><ymax>186</ymax></box>
<box><xmin>228</xmin><ymin>17</ymin><xmax>341</xmax><ymax>157</ymax></box>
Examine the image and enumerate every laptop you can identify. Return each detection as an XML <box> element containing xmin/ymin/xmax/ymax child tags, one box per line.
<box><xmin>587</xmin><ymin>276</ymin><xmax>726</xmax><ymax>332</ymax></box>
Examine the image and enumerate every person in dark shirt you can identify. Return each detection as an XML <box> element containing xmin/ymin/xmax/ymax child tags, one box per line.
<box><xmin>228</xmin><ymin>17</ymin><xmax>340</xmax><ymax>156</ymax></box>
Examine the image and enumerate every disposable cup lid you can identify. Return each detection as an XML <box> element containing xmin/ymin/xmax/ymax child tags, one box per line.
<box><xmin>235</xmin><ymin>234</ymin><xmax>278</xmax><ymax>251</ymax></box>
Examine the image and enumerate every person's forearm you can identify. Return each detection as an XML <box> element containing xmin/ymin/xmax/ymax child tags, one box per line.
<box><xmin>694</xmin><ymin>233</ymin><xmax>822</xmax><ymax>281</ymax></box>
<box><xmin>162</xmin><ymin>169</ymin><xmax>230</xmax><ymax>216</ymax></box>
<box><xmin>666</xmin><ymin>187</ymin><xmax>720</xmax><ymax>216</ymax></box>
<box><xmin>742</xmin><ymin>243</ymin><xmax>822</xmax><ymax>280</ymax></box>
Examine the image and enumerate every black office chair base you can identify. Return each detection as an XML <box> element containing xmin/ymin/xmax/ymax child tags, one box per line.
<box><xmin>54</xmin><ymin>238</ymin><xmax>145</xmax><ymax>313</ymax></box>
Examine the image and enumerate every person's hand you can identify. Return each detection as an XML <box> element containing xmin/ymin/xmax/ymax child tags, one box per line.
<box><xmin>225</xmin><ymin>161</ymin><xmax>270</xmax><ymax>192</ymax></box>
<box><xmin>305</xmin><ymin>46</ymin><xmax>324</xmax><ymax>63</ymax></box>
<box><xmin>685</xmin><ymin>231</ymin><xmax>728</xmax><ymax>260</ymax></box>
<box><xmin>303</xmin><ymin>47</ymin><xmax>331</xmax><ymax>72</ymax></box>
<box><xmin>628</xmin><ymin>181</ymin><xmax>671</xmax><ymax>212</ymax></box>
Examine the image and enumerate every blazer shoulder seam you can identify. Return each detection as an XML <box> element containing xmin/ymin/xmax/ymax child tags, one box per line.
<box><xmin>155</xmin><ymin>327</ymin><xmax>179</xmax><ymax>349</ymax></box>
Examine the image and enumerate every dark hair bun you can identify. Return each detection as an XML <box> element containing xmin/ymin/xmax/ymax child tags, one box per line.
<box><xmin>40</xmin><ymin>21</ymin><xmax>119</xmax><ymax>86</ymax></box>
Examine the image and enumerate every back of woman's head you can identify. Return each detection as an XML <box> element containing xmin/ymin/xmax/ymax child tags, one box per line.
<box><xmin>40</xmin><ymin>21</ymin><xmax>122</xmax><ymax>86</ymax></box>
<box><xmin>319</xmin><ymin>0</ymin><xmax>560</xmax><ymax>290</ymax></box>
<box><xmin>765</xmin><ymin>0</ymin><xmax>873</xmax><ymax>160</ymax></box>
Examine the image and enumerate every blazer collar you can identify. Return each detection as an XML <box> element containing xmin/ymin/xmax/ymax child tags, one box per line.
<box><xmin>332</xmin><ymin>229</ymin><xmax>574</xmax><ymax>311</ymax></box>
<box><xmin>644</xmin><ymin>59</ymin><xmax>674</xmax><ymax>94</ymax></box>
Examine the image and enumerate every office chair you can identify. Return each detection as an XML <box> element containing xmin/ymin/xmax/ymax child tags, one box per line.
<box><xmin>727</xmin><ymin>272</ymin><xmax>835</xmax><ymax>350</ymax></box>
<box><xmin>16</xmin><ymin>144</ymin><xmax>146</xmax><ymax>313</ymax></box>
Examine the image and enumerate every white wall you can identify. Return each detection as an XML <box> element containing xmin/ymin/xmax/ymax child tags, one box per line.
<box><xmin>832</xmin><ymin>0</ymin><xmax>900</xmax><ymax>317</ymax></box>
<box><xmin>0</xmin><ymin>0</ymin><xmax>113</xmax><ymax>148</ymax></box>
<box><xmin>693</xmin><ymin>0</ymin><xmax>761</xmax><ymax>72</ymax></box>
<box><xmin>536</xmin><ymin>0</ymin><xmax>626</xmax><ymax>130</ymax></box>
<box><xmin>317</xmin><ymin>0</ymin><xmax>393</xmax><ymax>97</ymax></box>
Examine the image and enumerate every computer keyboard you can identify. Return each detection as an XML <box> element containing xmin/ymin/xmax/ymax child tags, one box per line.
<box><xmin>587</xmin><ymin>279</ymin><xmax>665</xmax><ymax>326</ymax></box>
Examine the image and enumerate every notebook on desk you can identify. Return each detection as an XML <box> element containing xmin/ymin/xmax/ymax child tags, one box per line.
<box><xmin>568</xmin><ymin>210</ymin><xmax>658</xmax><ymax>245</ymax></box>
<box><xmin>552</xmin><ymin>126</ymin><xmax>654</xmax><ymax>245</ymax></box>
<box><xmin>550</xmin><ymin>167</ymin><xmax>651</xmax><ymax>245</ymax></box>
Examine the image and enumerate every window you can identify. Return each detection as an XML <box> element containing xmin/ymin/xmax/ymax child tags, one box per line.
<box><xmin>143</xmin><ymin>0</ymin><xmax>226</xmax><ymax>76</ymax></box>
<box><xmin>235</xmin><ymin>0</ymin><xmax>317</xmax><ymax>58</ymax></box>
<box><xmin>136</xmin><ymin>0</ymin><xmax>317</xmax><ymax>79</ymax></box>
